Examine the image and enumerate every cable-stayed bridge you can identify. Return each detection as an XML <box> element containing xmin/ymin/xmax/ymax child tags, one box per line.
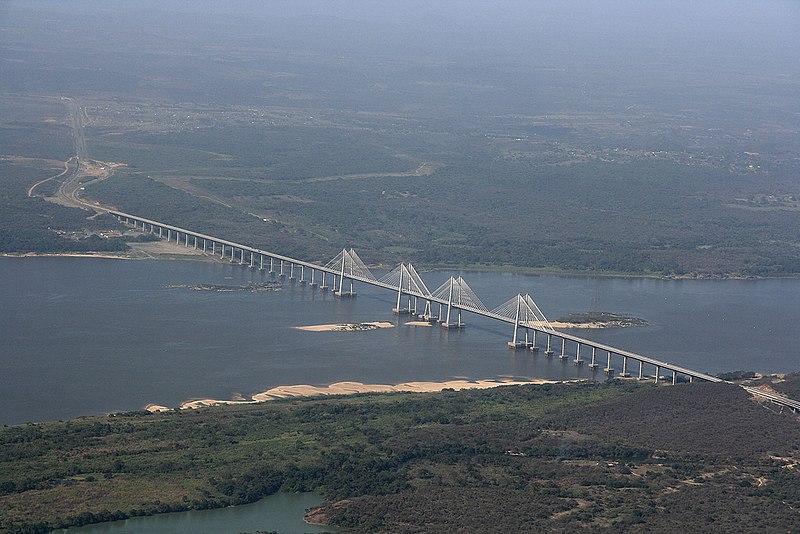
<box><xmin>107</xmin><ymin>208</ymin><xmax>799</xmax><ymax>411</ymax></box>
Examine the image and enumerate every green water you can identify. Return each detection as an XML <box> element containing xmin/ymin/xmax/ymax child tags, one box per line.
<box><xmin>63</xmin><ymin>492</ymin><xmax>333</xmax><ymax>534</ymax></box>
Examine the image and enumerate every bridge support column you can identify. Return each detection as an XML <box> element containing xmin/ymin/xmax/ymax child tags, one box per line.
<box><xmin>320</xmin><ymin>271</ymin><xmax>327</xmax><ymax>290</ymax></box>
<box><xmin>589</xmin><ymin>347</ymin><xmax>598</xmax><ymax>368</ymax></box>
<box><xmin>203</xmin><ymin>239</ymin><xmax>207</xmax><ymax>253</ymax></box>
<box><xmin>559</xmin><ymin>338</ymin><xmax>568</xmax><ymax>360</ymax></box>
<box><xmin>185</xmin><ymin>234</ymin><xmax>189</xmax><ymax>247</ymax></box>
<box><xmin>259</xmin><ymin>255</ymin><xmax>264</xmax><ymax>270</ymax></box>
<box><xmin>620</xmin><ymin>356</ymin><xmax>630</xmax><ymax>377</ymax></box>
<box><xmin>545</xmin><ymin>334</ymin><xmax>554</xmax><ymax>356</ymax></box>
<box><xmin>289</xmin><ymin>263</ymin><xmax>296</xmax><ymax>281</ymax></box>
<box><xmin>440</xmin><ymin>278</ymin><xmax>463</xmax><ymax>329</ymax></box>
<box><xmin>231</xmin><ymin>247</ymin><xmax>236</xmax><ymax>263</ymax></box>
<box><xmin>672</xmin><ymin>370</ymin><xmax>677</xmax><ymax>385</ymax></box>
<box><xmin>159</xmin><ymin>227</ymin><xmax>163</xmax><ymax>238</ymax></box>
<box><xmin>300</xmin><ymin>265</ymin><xmax>306</xmax><ymax>284</ymax></box>
<box><xmin>393</xmin><ymin>266</ymin><xmax>409</xmax><ymax>315</ymax></box>
<box><xmin>310</xmin><ymin>269</ymin><xmax>317</xmax><ymax>287</ymax></box>
<box><xmin>335</xmin><ymin>277</ymin><xmax>356</xmax><ymax>298</ymax></box>
<box><xmin>240</xmin><ymin>249</ymin><xmax>245</xmax><ymax>265</ymax></box>
<box><xmin>604</xmin><ymin>352</ymin><xmax>614</xmax><ymax>375</ymax></box>
<box><xmin>279</xmin><ymin>260</ymin><xmax>285</xmax><ymax>278</ymax></box>
<box><xmin>176</xmin><ymin>231</ymin><xmax>180</xmax><ymax>244</ymax></box>
<box><xmin>689</xmin><ymin>375</ymin><xmax>693</xmax><ymax>383</ymax></box>
<box><xmin>574</xmin><ymin>343</ymin><xmax>584</xmax><ymax>365</ymax></box>
<box><xmin>529</xmin><ymin>330</ymin><xmax>538</xmax><ymax>352</ymax></box>
<box><xmin>638</xmin><ymin>360</ymin><xmax>644</xmax><ymax>380</ymax></box>
<box><xmin>508</xmin><ymin>295</ymin><xmax>525</xmax><ymax>349</ymax></box>
<box><xmin>654</xmin><ymin>366</ymin><xmax>660</xmax><ymax>383</ymax></box>
<box><xmin>269</xmin><ymin>257</ymin><xmax>274</xmax><ymax>274</ymax></box>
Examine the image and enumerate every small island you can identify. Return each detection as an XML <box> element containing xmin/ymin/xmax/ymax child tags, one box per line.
<box><xmin>166</xmin><ymin>281</ymin><xmax>282</xmax><ymax>292</ymax></box>
<box><xmin>553</xmin><ymin>311</ymin><xmax>649</xmax><ymax>329</ymax></box>
<box><xmin>292</xmin><ymin>321</ymin><xmax>394</xmax><ymax>332</ymax></box>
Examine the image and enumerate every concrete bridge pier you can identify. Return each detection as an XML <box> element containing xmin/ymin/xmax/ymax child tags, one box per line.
<box><xmin>559</xmin><ymin>338</ymin><xmax>569</xmax><ymax>360</ymax></box>
<box><xmin>299</xmin><ymin>265</ymin><xmax>306</xmax><ymax>284</ymax></box>
<box><xmin>589</xmin><ymin>347</ymin><xmax>599</xmax><ymax>368</ymax></box>
<box><xmin>441</xmin><ymin>308</ymin><xmax>464</xmax><ymax>329</ymax></box>
<box><xmin>620</xmin><ymin>356</ymin><xmax>630</xmax><ymax>377</ymax></box>
<box><xmin>320</xmin><ymin>271</ymin><xmax>328</xmax><ymax>291</ymax></box>
<box><xmin>159</xmin><ymin>227</ymin><xmax>163</xmax><ymax>238</ymax></box>
<box><xmin>259</xmin><ymin>255</ymin><xmax>264</xmax><ymax>270</ymax></box>
<box><xmin>544</xmin><ymin>333</ymin><xmax>554</xmax><ymax>357</ymax></box>
<box><xmin>603</xmin><ymin>352</ymin><xmax>615</xmax><ymax>375</ymax></box>
<box><xmin>239</xmin><ymin>249</ymin><xmax>245</xmax><ymax>265</ymax></box>
<box><xmin>335</xmin><ymin>277</ymin><xmax>356</xmax><ymax>298</ymax></box>
<box><xmin>176</xmin><ymin>231</ymin><xmax>180</xmax><ymax>244</ymax></box>
<box><xmin>269</xmin><ymin>257</ymin><xmax>274</xmax><ymax>274</ymax></box>
<box><xmin>289</xmin><ymin>263</ymin><xmax>296</xmax><ymax>281</ymax></box>
<box><xmin>529</xmin><ymin>330</ymin><xmax>539</xmax><ymax>352</ymax></box>
<box><xmin>672</xmin><ymin>370</ymin><xmax>677</xmax><ymax>385</ymax></box>
<box><xmin>310</xmin><ymin>269</ymin><xmax>317</xmax><ymax>287</ymax></box>
<box><xmin>638</xmin><ymin>360</ymin><xmax>644</xmax><ymax>380</ymax></box>
<box><xmin>420</xmin><ymin>300</ymin><xmax>437</xmax><ymax>322</ymax></box>
<box><xmin>185</xmin><ymin>234</ymin><xmax>189</xmax><ymax>247</ymax></box>
<box><xmin>279</xmin><ymin>260</ymin><xmax>285</xmax><ymax>278</ymax></box>
<box><xmin>230</xmin><ymin>247</ymin><xmax>236</xmax><ymax>263</ymax></box>
<box><xmin>654</xmin><ymin>365</ymin><xmax>661</xmax><ymax>383</ymax></box>
<box><xmin>574</xmin><ymin>343</ymin><xmax>584</xmax><ymax>366</ymax></box>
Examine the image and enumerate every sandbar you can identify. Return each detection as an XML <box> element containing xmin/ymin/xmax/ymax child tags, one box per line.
<box><xmin>405</xmin><ymin>321</ymin><xmax>433</xmax><ymax>327</ymax></box>
<box><xmin>176</xmin><ymin>377</ymin><xmax>565</xmax><ymax>410</ymax></box>
<box><xmin>292</xmin><ymin>321</ymin><xmax>394</xmax><ymax>332</ymax></box>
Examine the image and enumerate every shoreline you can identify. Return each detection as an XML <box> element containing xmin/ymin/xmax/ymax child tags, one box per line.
<box><xmin>149</xmin><ymin>377</ymin><xmax>572</xmax><ymax>412</ymax></box>
<box><xmin>2</xmin><ymin>251</ymin><xmax>797</xmax><ymax>280</ymax></box>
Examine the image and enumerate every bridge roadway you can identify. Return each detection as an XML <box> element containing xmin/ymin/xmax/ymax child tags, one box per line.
<box><xmin>109</xmin><ymin>208</ymin><xmax>800</xmax><ymax>411</ymax></box>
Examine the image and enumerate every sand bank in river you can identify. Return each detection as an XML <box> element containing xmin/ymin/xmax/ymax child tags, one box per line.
<box><xmin>292</xmin><ymin>321</ymin><xmax>394</xmax><ymax>332</ymax></box>
<box><xmin>171</xmin><ymin>378</ymin><xmax>563</xmax><ymax>411</ymax></box>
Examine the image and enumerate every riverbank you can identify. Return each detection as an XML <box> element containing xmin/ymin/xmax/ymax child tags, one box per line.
<box><xmin>4</xmin><ymin>249</ymin><xmax>797</xmax><ymax>280</ymax></box>
<box><xmin>155</xmin><ymin>377</ymin><xmax>566</xmax><ymax>411</ymax></box>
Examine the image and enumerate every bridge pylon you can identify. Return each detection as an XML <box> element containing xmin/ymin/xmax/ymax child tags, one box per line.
<box><xmin>491</xmin><ymin>293</ymin><xmax>554</xmax><ymax>349</ymax></box>
<box><xmin>380</xmin><ymin>263</ymin><xmax>434</xmax><ymax>320</ymax></box>
<box><xmin>325</xmin><ymin>249</ymin><xmax>375</xmax><ymax>298</ymax></box>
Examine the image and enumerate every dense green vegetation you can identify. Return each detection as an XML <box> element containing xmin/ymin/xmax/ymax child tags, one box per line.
<box><xmin>1</xmin><ymin>381</ymin><xmax>798</xmax><ymax>533</ymax></box>
<box><xmin>1</xmin><ymin>3</ymin><xmax>798</xmax><ymax>276</ymax></box>
<box><xmin>0</xmin><ymin>160</ymin><xmax>132</xmax><ymax>254</ymax></box>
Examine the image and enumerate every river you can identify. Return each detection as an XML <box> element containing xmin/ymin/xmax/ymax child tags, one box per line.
<box><xmin>1</xmin><ymin>256</ymin><xmax>799</xmax><ymax>424</ymax></box>
<box><xmin>62</xmin><ymin>492</ymin><xmax>331</xmax><ymax>534</ymax></box>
